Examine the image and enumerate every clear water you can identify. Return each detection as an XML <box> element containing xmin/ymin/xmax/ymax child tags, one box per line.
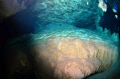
<box><xmin>0</xmin><ymin>0</ymin><xmax>120</xmax><ymax>79</ymax></box>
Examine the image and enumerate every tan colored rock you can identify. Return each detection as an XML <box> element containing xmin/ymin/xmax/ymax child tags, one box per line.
<box><xmin>31</xmin><ymin>35</ymin><xmax>118</xmax><ymax>79</ymax></box>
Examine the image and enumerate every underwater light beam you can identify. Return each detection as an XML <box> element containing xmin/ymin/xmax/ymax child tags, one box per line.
<box><xmin>98</xmin><ymin>0</ymin><xmax>107</xmax><ymax>12</ymax></box>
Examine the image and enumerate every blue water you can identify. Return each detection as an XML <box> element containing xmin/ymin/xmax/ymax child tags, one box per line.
<box><xmin>0</xmin><ymin>0</ymin><xmax>119</xmax><ymax>37</ymax></box>
<box><xmin>0</xmin><ymin>0</ymin><xmax>120</xmax><ymax>79</ymax></box>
